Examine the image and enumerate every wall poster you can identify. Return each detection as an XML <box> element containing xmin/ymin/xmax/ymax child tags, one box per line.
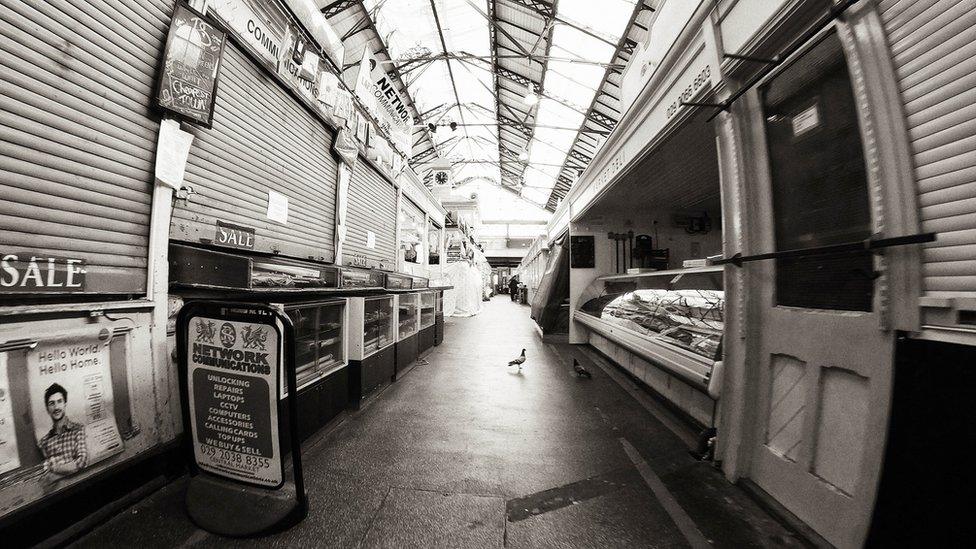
<box><xmin>25</xmin><ymin>329</ymin><xmax>125</xmax><ymax>480</ymax></box>
<box><xmin>0</xmin><ymin>353</ymin><xmax>18</xmax><ymax>475</ymax></box>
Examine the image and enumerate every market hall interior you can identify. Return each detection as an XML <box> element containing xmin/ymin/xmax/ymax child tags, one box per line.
<box><xmin>2</xmin><ymin>0</ymin><xmax>976</xmax><ymax>547</ymax></box>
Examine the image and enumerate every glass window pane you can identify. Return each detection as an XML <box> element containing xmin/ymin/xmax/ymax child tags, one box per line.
<box><xmin>761</xmin><ymin>33</ymin><xmax>873</xmax><ymax>311</ymax></box>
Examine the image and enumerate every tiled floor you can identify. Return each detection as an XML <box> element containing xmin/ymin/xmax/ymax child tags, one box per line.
<box><xmin>73</xmin><ymin>297</ymin><xmax>803</xmax><ymax>548</ymax></box>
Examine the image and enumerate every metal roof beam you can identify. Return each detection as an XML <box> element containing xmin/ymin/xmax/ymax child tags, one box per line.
<box><xmin>545</xmin><ymin>0</ymin><xmax>647</xmax><ymax>208</ymax></box>
<box><xmin>321</xmin><ymin>0</ymin><xmax>358</xmax><ymax>18</ymax></box>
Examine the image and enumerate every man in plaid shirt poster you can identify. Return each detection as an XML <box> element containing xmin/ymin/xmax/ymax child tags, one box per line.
<box><xmin>38</xmin><ymin>383</ymin><xmax>88</xmax><ymax>480</ymax></box>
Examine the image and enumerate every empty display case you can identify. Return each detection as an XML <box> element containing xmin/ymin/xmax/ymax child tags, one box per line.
<box><xmin>284</xmin><ymin>299</ymin><xmax>347</xmax><ymax>392</ymax></box>
<box><xmin>397</xmin><ymin>293</ymin><xmax>420</xmax><ymax>340</ymax></box>
<box><xmin>419</xmin><ymin>291</ymin><xmax>436</xmax><ymax>354</ymax></box>
<box><xmin>347</xmin><ymin>295</ymin><xmax>396</xmax><ymax>406</ymax></box>
<box><xmin>395</xmin><ymin>292</ymin><xmax>421</xmax><ymax>379</ymax></box>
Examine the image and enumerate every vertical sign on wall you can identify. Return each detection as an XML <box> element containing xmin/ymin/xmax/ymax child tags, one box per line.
<box><xmin>335</xmin><ymin>163</ymin><xmax>351</xmax><ymax>263</ymax></box>
<box><xmin>178</xmin><ymin>302</ymin><xmax>306</xmax><ymax>536</ymax></box>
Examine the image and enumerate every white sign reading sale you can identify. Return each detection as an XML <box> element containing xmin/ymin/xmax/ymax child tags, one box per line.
<box><xmin>187</xmin><ymin>316</ymin><xmax>282</xmax><ymax>487</ymax></box>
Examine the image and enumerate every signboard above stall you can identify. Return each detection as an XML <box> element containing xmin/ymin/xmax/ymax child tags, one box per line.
<box><xmin>208</xmin><ymin>0</ymin><xmax>286</xmax><ymax>73</ymax></box>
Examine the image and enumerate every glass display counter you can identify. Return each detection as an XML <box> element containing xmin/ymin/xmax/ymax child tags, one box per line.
<box><xmin>348</xmin><ymin>295</ymin><xmax>396</xmax><ymax>406</ymax></box>
<box><xmin>575</xmin><ymin>266</ymin><xmax>724</xmax><ymax>389</ymax></box>
<box><xmin>434</xmin><ymin>290</ymin><xmax>445</xmax><ymax>346</ymax></box>
<box><xmin>420</xmin><ymin>292</ymin><xmax>436</xmax><ymax>329</ymax></box>
<box><xmin>397</xmin><ymin>293</ymin><xmax>420</xmax><ymax>340</ymax></box>
<box><xmin>419</xmin><ymin>291</ymin><xmax>437</xmax><ymax>355</ymax></box>
<box><xmin>285</xmin><ymin>299</ymin><xmax>346</xmax><ymax>391</ymax></box>
<box><xmin>363</xmin><ymin>296</ymin><xmax>395</xmax><ymax>356</ymax></box>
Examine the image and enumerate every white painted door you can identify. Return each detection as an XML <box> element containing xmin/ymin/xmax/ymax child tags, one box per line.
<box><xmin>743</xmin><ymin>31</ymin><xmax>893</xmax><ymax>549</ymax></box>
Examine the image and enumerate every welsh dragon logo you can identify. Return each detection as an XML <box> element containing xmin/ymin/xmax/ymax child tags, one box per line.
<box><xmin>195</xmin><ymin>320</ymin><xmax>216</xmax><ymax>343</ymax></box>
<box><xmin>241</xmin><ymin>325</ymin><xmax>268</xmax><ymax>350</ymax></box>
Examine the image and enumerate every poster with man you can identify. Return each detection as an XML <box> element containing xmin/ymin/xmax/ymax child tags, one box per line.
<box><xmin>26</xmin><ymin>328</ymin><xmax>124</xmax><ymax>482</ymax></box>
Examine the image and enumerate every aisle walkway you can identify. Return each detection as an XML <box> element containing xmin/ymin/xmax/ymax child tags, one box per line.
<box><xmin>75</xmin><ymin>297</ymin><xmax>802</xmax><ymax>548</ymax></box>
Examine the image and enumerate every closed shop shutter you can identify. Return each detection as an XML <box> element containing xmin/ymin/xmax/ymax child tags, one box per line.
<box><xmin>344</xmin><ymin>160</ymin><xmax>397</xmax><ymax>269</ymax></box>
<box><xmin>0</xmin><ymin>0</ymin><xmax>170</xmax><ymax>294</ymax></box>
<box><xmin>880</xmin><ymin>0</ymin><xmax>976</xmax><ymax>296</ymax></box>
<box><xmin>171</xmin><ymin>43</ymin><xmax>337</xmax><ymax>263</ymax></box>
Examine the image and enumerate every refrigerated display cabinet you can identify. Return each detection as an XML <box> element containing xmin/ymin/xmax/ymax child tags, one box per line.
<box><xmin>284</xmin><ymin>299</ymin><xmax>347</xmax><ymax>391</ymax></box>
<box><xmin>279</xmin><ymin>298</ymin><xmax>348</xmax><ymax>443</ymax></box>
<box><xmin>347</xmin><ymin>296</ymin><xmax>396</xmax><ymax>405</ymax></box>
<box><xmin>419</xmin><ymin>291</ymin><xmax>436</xmax><ymax>354</ymax></box>
<box><xmin>575</xmin><ymin>266</ymin><xmax>724</xmax><ymax>392</ymax></box>
<box><xmin>395</xmin><ymin>292</ymin><xmax>421</xmax><ymax>378</ymax></box>
<box><xmin>434</xmin><ymin>290</ymin><xmax>445</xmax><ymax>346</ymax></box>
<box><xmin>397</xmin><ymin>293</ymin><xmax>420</xmax><ymax>340</ymax></box>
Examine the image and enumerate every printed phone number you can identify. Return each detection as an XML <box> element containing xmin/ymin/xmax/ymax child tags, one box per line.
<box><xmin>199</xmin><ymin>444</ymin><xmax>272</xmax><ymax>470</ymax></box>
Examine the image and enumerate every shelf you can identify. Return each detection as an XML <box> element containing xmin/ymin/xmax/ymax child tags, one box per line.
<box><xmin>597</xmin><ymin>265</ymin><xmax>723</xmax><ymax>282</ymax></box>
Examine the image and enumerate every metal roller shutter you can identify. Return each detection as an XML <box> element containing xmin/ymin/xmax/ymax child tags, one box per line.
<box><xmin>880</xmin><ymin>0</ymin><xmax>976</xmax><ymax>296</ymax></box>
<box><xmin>171</xmin><ymin>43</ymin><xmax>337</xmax><ymax>263</ymax></box>
<box><xmin>344</xmin><ymin>161</ymin><xmax>397</xmax><ymax>269</ymax></box>
<box><xmin>0</xmin><ymin>0</ymin><xmax>170</xmax><ymax>294</ymax></box>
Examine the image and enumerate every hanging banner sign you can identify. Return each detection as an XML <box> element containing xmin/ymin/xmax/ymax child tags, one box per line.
<box><xmin>353</xmin><ymin>49</ymin><xmax>413</xmax><ymax>158</ymax></box>
<box><xmin>185</xmin><ymin>310</ymin><xmax>282</xmax><ymax>487</ymax></box>
<box><xmin>333</xmin><ymin>128</ymin><xmax>359</xmax><ymax>167</ymax></box>
<box><xmin>334</xmin><ymin>163</ymin><xmax>351</xmax><ymax>262</ymax></box>
<box><xmin>209</xmin><ymin>0</ymin><xmax>286</xmax><ymax>72</ymax></box>
<box><xmin>26</xmin><ymin>328</ymin><xmax>125</xmax><ymax>475</ymax></box>
<box><xmin>279</xmin><ymin>26</ymin><xmax>319</xmax><ymax>106</ymax></box>
<box><xmin>156</xmin><ymin>1</ymin><xmax>226</xmax><ymax>127</ymax></box>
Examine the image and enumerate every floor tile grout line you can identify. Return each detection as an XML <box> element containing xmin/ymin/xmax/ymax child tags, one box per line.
<box><xmin>620</xmin><ymin>437</ymin><xmax>712</xmax><ymax>549</ymax></box>
<box><xmin>359</xmin><ymin>485</ymin><xmax>393</xmax><ymax>549</ymax></box>
<box><xmin>577</xmin><ymin>346</ymin><xmax>699</xmax><ymax>449</ymax></box>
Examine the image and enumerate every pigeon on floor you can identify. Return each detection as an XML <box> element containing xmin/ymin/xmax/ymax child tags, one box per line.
<box><xmin>508</xmin><ymin>349</ymin><xmax>526</xmax><ymax>371</ymax></box>
<box><xmin>573</xmin><ymin>359</ymin><xmax>592</xmax><ymax>378</ymax></box>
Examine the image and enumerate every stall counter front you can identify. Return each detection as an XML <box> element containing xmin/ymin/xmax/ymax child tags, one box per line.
<box><xmin>575</xmin><ymin>266</ymin><xmax>725</xmax><ymax>426</ymax></box>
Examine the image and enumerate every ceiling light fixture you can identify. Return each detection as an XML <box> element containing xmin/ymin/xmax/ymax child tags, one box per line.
<box><xmin>518</xmin><ymin>148</ymin><xmax>529</xmax><ymax>162</ymax></box>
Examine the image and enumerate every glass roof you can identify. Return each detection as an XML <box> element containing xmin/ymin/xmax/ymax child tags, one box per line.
<box><xmin>362</xmin><ymin>0</ymin><xmax>638</xmax><ymax>215</ymax></box>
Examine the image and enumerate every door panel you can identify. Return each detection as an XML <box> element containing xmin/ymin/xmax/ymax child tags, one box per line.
<box><xmin>745</xmin><ymin>31</ymin><xmax>893</xmax><ymax>549</ymax></box>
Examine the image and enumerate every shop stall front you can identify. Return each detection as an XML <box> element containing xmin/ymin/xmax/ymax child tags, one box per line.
<box><xmin>168</xmin><ymin>244</ymin><xmax>354</xmax><ymax>443</ymax></box>
<box><xmin>0</xmin><ymin>0</ymin><xmax>180</xmax><ymax>538</ymax></box>
<box><xmin>549</xmin><ymin>0</ymin><xmax>726</xmax><ymax>433</ymax></box>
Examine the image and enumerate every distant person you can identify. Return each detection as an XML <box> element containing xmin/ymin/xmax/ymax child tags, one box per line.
<box><xmin>39</xmin><ymin>383</ymin><xmax>87</xmax><ymax>481</ymax></box>
<box><xmin>509</xmin><ymin>276</ymin><xmax>520</xmax><ymax>301</ymax></box>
